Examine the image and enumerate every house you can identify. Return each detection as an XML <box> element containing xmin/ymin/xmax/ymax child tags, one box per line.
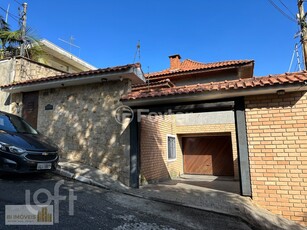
<box><xmin>121</xmin><ymin>55</ymin><xmax>307</xmax><ymax>226</ymax></box>
<box><xmin>1</xmin><ymin>53</ymin><xmax>307</xmax><ymax>226</ymax></box>
<box><xmin>130</xmin><ymin>55</ymin><xmax>254</xmax><ymax>183</ymax></box>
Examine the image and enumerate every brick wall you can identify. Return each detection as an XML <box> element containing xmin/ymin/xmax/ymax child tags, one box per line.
<box><xmin>140</xmin><ymin>112</ymin><xmax>238</xmax><ymax>183</ymax></box>
<box><xmin>245</xmin><ymin>91</ymin><xmax>307</xmax><ymax>226</ymax></box>
<box><xmin>140</xmin><ymin>115</ymin><xmax>177</xmax><ymax>183</ymax></box>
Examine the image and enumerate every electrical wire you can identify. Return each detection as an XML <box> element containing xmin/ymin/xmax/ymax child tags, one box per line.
<box><xmin>267</xmin><ymin>0</ymin><xmax>297</xmax><ymax>23</ymax></box>
<box><xmin>12</xmin><ymin>0</ymin><xmax>22</xmax><ymax>6</ymax></box>
<box><xmin>278</xmin><ymin>0</ymin><xmax>296</xmax><ymax>18</ymax></box>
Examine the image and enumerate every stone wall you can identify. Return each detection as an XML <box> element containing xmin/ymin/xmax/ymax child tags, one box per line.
<box><xmin>14</xmin><ymin>58</ymin><xmax>63</xmax><ymax>82</ymax></box>
<box><xmin>0</xmin><ymin>57</ymin><xmax>63</xmax><ymax>113</ymax></box>
<box><xmin>0</xmin><ymin>59</ymin><xmax>15</xmax><ymax>112</ymax></box>
<box><xmin>245</xmin><ymin>91</ymin><xmax>307</xmax><ymax>226</ymax></box>
<box><xmin>37</xmin><ymin>80</ymin><xmax>131</xmax><ymax>186</ymax></box>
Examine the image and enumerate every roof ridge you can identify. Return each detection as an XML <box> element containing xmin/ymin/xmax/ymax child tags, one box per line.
<box><xmin>183</xmin><ymin>59</ymin><xmax>206</xmax><ymax>65</ymax></box>
<box><xmin>254</xmin><ymin>70</ymin><xmax>305</xmax><ymax>78</ymax></box>
<box><xmin>133</xmin><ymin>79</ymin><xmax>173</xmax><ymax>87</ymax></box>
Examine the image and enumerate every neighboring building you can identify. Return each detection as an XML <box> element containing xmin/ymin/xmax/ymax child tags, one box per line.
<box><xmin>38</xmin><ymin>39</ymin><xmax>96</xmax><ymax>73</ymax></box>
<box><xmin>0</xmin><ymin>39</ymin><xmax>96</xmax><ymax>113</ymax></box>
<box><xmin>0</xmin><ymin>57</ymin><xmax>64</xmax><ymax>113</ymax></box>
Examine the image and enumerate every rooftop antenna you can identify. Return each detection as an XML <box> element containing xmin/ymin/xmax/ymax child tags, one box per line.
<box><xmin>58</xmin><ymin>36</ymin><xmax>81</xmax><ymax>57</ymax></box>
<box><xmin>5</xmin><ymin>4</ymin><xmax>10</xmax><ymax>23</ymax></box>
<box><xmin>288</xmin><ymin>43</ymin><xmax>302</xmax><ymax>72</ymax></box>
<box><xmin>295</xmin><ymin>43</ymin><xmax>302</xmax><ymax>71</ymax></box>
<box><xmin>133</xmin><ymin>40</ymin><xmax>141</xmax><ymax>63</ymax></box>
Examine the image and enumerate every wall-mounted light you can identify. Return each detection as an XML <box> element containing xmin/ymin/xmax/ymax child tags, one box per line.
<box><xmin>276</xmin><ymin>90</ymin><xmax>285</xmax><ymax>95</ymax></box>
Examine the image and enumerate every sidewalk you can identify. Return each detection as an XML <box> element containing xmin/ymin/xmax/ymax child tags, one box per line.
<box><xmin>54</xmin><ymin>159</ymin><xmax>306</xmax><ymax>230</ymax></box>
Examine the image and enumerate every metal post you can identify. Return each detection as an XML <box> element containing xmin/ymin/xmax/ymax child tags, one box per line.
<box><xmin>235</xmin><ymin>97</ymin><xmax>252</xmax><ymax>196</ymax></box>
<box><xmin>129</xmin><ymin>112</ymin><xmax>139</xmax><ymax>188</ymax></box>
<box><xmin>20</xmin><ymin>2</ymin><xmax>27</xmax><ymax>57</ymax></box>
<box><xmin>298</xmin><ymin>0</ymin><xmax>307</xmax><ymax>70</ymax></box>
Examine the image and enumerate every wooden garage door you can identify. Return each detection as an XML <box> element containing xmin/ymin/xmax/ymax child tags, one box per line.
<box><xmin>183</xmin><ymin>136</ymin><xmax>234</xmax><ymax>176</ymax></box>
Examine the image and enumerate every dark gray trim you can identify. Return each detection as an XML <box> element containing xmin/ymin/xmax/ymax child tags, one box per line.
<box><xmin>129</xmin><ymin>112</ymin><xmax>140</xmax><ymax>188</ymax></box>
<box><xmin>234</xmin><ymin>97</ymin><xmax>252</xmax><ymax>196</ymax></box>
<box><xmin>132</xmin><ymin>100</ymin><xmax>234</xmax><ymax>114</ymax></box>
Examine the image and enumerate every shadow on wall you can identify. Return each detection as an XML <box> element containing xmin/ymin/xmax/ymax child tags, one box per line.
<box><xmin>32</xmin><ymin>81</ymin><xmax>131</xmax><ymax>186</ymax></box>
<box><xmin>140</xmin><ymin>116</ymin><xmax>171</xmax><ymax>184</ymax></box>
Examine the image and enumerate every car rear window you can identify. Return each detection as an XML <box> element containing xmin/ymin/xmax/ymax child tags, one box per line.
<box><xmin>0</xmin><ymin>113</ymin><xmax>38</xmax><ymax>134</ymax></box>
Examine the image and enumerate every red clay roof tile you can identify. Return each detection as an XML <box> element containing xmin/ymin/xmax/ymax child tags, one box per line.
<box><xmin>122</xmin><ymin>72</ymin><xmax>307</xmax><ymax>101</ymax></box>
<box><xmin>132</xmin><ymin>79</ymin><xmax>175</xmax><ymax>91</ymax></box>
<box><xmin>146</xmin><ymin>59</ymin><xmax>254</xmax><ymax>80</ymax></box>
<box><xmin>1</xmin><ymin>63</ymin><xmax>141</xmax><ymax>89</ymax></box>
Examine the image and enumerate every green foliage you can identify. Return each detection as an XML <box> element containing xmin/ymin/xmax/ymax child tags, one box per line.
<box><xmin>0</xmin><ymin>14</ymin><xmax>46</xmax><ymax>61</ymax></box>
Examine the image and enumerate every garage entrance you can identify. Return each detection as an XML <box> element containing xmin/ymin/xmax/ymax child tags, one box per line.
<box><xmin>183</xmin><ymin>135</ymin><xmax>234</xmax><ymax>176</ymax></box>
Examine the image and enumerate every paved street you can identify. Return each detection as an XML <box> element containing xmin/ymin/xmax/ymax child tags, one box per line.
<box><xmin>0</xmin><ymin>173</ymin><xmax>252</xmax><ymax>229</ymax></box>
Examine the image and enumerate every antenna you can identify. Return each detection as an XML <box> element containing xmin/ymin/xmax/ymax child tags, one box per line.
<box><xmin>133</xmin><ymin>40</ymin><xmax>141</xmax><ymax>63</ymax></box>
<box><xmin>5</xmin><ymin>4</ymin><xmax>10</xmax><ymax>23</ymax></box>
<box><xmin>288</xmin><ymin>43</ymin><xmax>302</xmax><ymax>72</ymax></box>
<box><xmin>295</xmin><ymin>43</ymin><xmax>302</xmax><ymax>71</ymax></box>
<box><xmin>58</xmin><ymin>36</ymin><xmax>81</xmax><ymax>56</ymax></box>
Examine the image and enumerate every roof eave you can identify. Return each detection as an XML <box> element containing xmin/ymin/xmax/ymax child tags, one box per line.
<box><xmin>122</xmin><ymin>83</ymin><xmax>307</xmax><ymax>107</ymax></box>
<box><xmin>2</xmin><ymin>66</ymin><xmax>145</xmax><ymax>93</ymax></box>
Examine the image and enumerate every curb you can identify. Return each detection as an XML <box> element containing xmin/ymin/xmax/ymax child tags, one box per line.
<box><xmin>54</xmin><ymin>167</ymin><xmax>109</xmax><ymax>190</ymax></box>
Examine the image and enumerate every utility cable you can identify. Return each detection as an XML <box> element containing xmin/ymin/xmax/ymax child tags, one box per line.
<box><xmin>267</xmin><ymin>0</ymin><xmax>297</xmax><ymax>23</ymax></box>
<box><xmin>12</xmin><ymin>0</ymin><xmax>22</xmax><ymax>6</ymax></box>
<box><xmin>278</xmin><ymin>0</ymin><xmax>296</xmax><ymax>17</ymax></box>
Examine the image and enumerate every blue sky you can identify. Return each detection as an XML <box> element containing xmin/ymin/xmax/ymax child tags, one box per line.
<box><xmin>0</xmin><ymin>0</ymin><xmax>302</xmax><ymax>76</ymax></box>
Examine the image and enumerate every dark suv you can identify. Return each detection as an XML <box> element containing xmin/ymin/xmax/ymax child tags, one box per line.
<box><xmin>0</xmin><ymin>111</ymin><xmax>59</xmax><ymax>172</ymax></box>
